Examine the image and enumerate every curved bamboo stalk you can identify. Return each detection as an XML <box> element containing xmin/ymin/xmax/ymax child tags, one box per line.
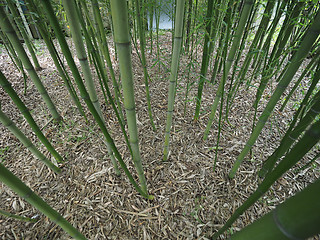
<box><xmin>62</xmin><ymin>0</ymin><xmax>122</xmax><ymax>175</ymax></box>
<box><xmin>149</xmin><ymin>0</ymin><xmax>155</xmax><ymax>54</ymax></box>
<box><xmin>230</xmin><ymin>178</ymin><xmax>320</xmax><ymax>239</ymax></box>
<box><xmin>0</xmin><ymin>30</ymin><xmax>27</xmax><ymax>94</ymax></box>
<box><xmin>155</xmin><ymin>2</ymin><xmax>161</xmax><ymax>73</ymax></box>
<box><xmin>280</xmin><ymin>54</ymin><xmax>319</xmax><ymax>112</ymax></box>
<box><xmin>209</xmin><ymin>0</ymin><xmax>232</xmax><ymax>85</ymax></box>
<box><xmin>212</xmin><ymin>118</ymin><xmax>320</xmax><ymax>239</ymax></box>
<box><xmin>184</xmin><ymin>0</ymin><xmax>193</xmax><ymax>53</ymax></box>
<box><xmin>229</xmin><ymin>10</ymin><xmax>320</xmax><ymax>178</ymax></box>
<box><xmin>249</xmin><ymin>0</ymin><xmax>290</xmax><ymax>76</ymax></box>
<box><xmin>0</xmin><ymin>70</ymin><xmax>64</xmax><ymax>163</ymax></box>
<box><xmin>0</xmin><ymin>163</ymin><xmax>87</xmax><ymax>240</ymax></box>
<box><xmin>259</xmin><ymin>67</ymin><xmax>320</xmax><ymax>177</ymax></box>
<box><xmin>76</xmin><ymin>3</ymin><xmax>131</xmax><ymax>149</ymax></box>
<box><xmin>14</xmin><ymin>0</ymin><xmax>33</xmax><ymax>39</ymax></box>
<box><xmin>163</xmin><ymin>0</ymin><xmax>185</xmax><ymax>161</ymax></box>
<box><xmin>75</xmin><ymin>0</ymin><xmax>123</xmax><ymax>176</ymax></box>
<box><xmin>212</xmin><ymin>24</ymin><xmax>229</xmax><ymax>171</ymax></box>
<box><xmin>241</xmin><ymin>0</ymin><xmax>288</xmax><ymax>92</ymax></box>
<box><xmin>269</xmin><ymin>2</ymin><xmax>304</xmax><ymax>68</ymax></box>
<box><xmin>0</xmin><ymin>6</ymin><xmax>61</xmax><ymax>121</ymax></box>
<box><xmin>294</xmin><ymin>151</ymin><xmax>320</xmax><ymax>174</ymax></box>
<box><xmin>0</xmin><ymin>105</ymin><xmax>61</xmax><ymax>173</ymax></box>
<box><xmin>226</xmin><ymin>0</ymin><xmax>276</xmax><ymax>111</ymax></box>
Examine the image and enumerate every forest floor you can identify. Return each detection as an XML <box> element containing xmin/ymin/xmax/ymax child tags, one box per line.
<box><xmin>0</xmin><ymin>32</ymin><xmax>319</xmax><ymax>240</ymax></box>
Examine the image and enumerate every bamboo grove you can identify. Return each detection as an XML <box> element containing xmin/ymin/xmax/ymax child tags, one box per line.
<box><xmin>0</xmin><ymin>0</ymin><xmax>320</xmax><ymax>239</ymax></box>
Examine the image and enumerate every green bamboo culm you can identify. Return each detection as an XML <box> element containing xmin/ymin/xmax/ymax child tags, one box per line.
<box><xmin>149</xmin><ymin>0</ymin><xmax>155</xmax><ymax>54</ymax></box>
<box><xmin>0</xmin><ymin>104</ymin><xmax>61</xmax><ymax>173</ymax></box>
<box><xmin>0</xmin><ymin>209</ymin><xmax>38</xmax><ymax>223</ymax></box>
<box><xmin>14</xmin><ymin>0</ymin><xmax>33</xmax><ymax>38</ymax></box>
<box><xmin>6</xmin><ymin>0</ymin><xmax>41</xmax><ymax>71</ymax></box>
<box><xmin>229</xmin><ymin>9</ymin><xmax>320</xmax><ymax>178</ymax></box>
<box><xmin>62</xmin><ymin>0</ymin><xmax>120</xmax><ymax>175</ymax></box>
<box><xmin>226</xmin><ymin>0</ymin><xmax>276</xmax><ymax>112</ymax></box>
<box><xmin>90</xmin><ymin>0</ymin><xmax>124</xmax><ymax>123</ymax></box>
<box><xmin>211</xmin><ymin>14</ymin><xmax>230</xmax><ymax>171</ymax></box>
<box><xmin>163</xmin><ymin>0</ymin><xmax>185</xmax><ymax>161</ymax></box>
<box><xmin>194</xmin><ymin>0</ymin><xmax>214</xmax><ymax>120</ymax></box>
<box><xmin>251</xmin><ymin>1</ymin><xmax>305</xmax><ymax>116</ymax></box>
<box><xmin>243</xmin><ymin>0</ymin><xmax>289</xmax><ymax>90</ymax></box>
<box><xmin>280</xmin><ymin>54</ymin><xmax>319</xmax><ymax>112</ymax></box>
<box><xmin>259</xmin><ymin>78</ymin><xmax>320</xmax><ymax>178</ymax></box>
<box><xmin>203</xmin><ymin>0</ymin><xmax>255</xmax><ymax>140</ymax></box>
<box><xmin>295</xmin><ymin>151</ymin><xmax>320</xmax><ymax>174</ymax></box>
<box><xmin>0</xmin><ymin>30</ymin><xmax>28</xmax><ymax>94</ymax></box>
<box><xmin>24</xmin><ymin>0</ymin><xmax>86</xmax><ymax>119</ymax></box>
<box><xmin>0</xmin><ymin>6</ymin><xmax>61</xmax><ymax>122</ymax></box>
<box><xmin>0</xmin><ymin>163</ymin><xmax>87</xmax><ymax>240</ymax></box>
<box><xmin>75</xmin><ymin>0</ymin><xmax>127</xmax><ymax>176</ymax></box>
<box><xmin>0</xmin><ymin>71</ymin><xmax>64</xmax><ymax>163</ymax></box>
<box><xmin>110</xmin><ymin>0</ymin><xmax>148</xmax><ymax>193</ymax></box>
<box><xmin>61</xmin><ymin>0</ymin><xmax>102</xmax><ymax>118</ymax></box>
<box><xmin>212</xmin><ymin>118</ymin><xmax>320</xmax><ymax>239</ymax></box>
<box><xmin>229</xmin><ymin>178</ymin><xmax>320</xmax><ymax>240</ymax></box>
<box><xmin>41</xmin><ymin>0</ymin><xmax>152</xmax><ymax>199</ymax></box>
<box><xmin>76</xmin><ymin>1</ymin><xmax>130</xmax><ymax>146</ymax></box>
<box><xmin>252</xmin><ymin>1</ymin><xmax>305</xmax><ymax>113</ymax></box>
<box><xmin>134</xmin><ymin>0</ymin><xmax>157</xmax><ymax>131</ymax></box>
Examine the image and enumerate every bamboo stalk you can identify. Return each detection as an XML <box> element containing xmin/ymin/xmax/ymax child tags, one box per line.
<box><xmin>149</xmin><ymin>0</ymin><xmax>155</xmax><ymax>54</ymax></box>
<box><xmin>110</xmin><ymin>0</ymin><xmax>148</xmax><ymax>193</ymax></box>
<box><xmin>163</xmin><ymin>0</ymin><xmax>185</xmax><ymax>161</ymax></box>
<box><xmin>61</xmin><ymin>0</ymin><xmax>102</xmax><ymax>118</ymax></box>
<box><xmin>75</xmin><ymin>0</ymin><xmax>122</xmax><ymax>176</ymax></box>
<box><xmin>229</xmin><ymin>9</ymin><xmax>320</xmax><ymax>178</ymax></box>
<box><xmin>6</xmin><ymin>0</ymin><xmax>41</xmax><ymax>70</ymax></box>
<box><xmin>41</xmin><ymin>0</ymin><xmax>152</xmax><ymax>199</ymax></box>
<box><xmin>226</xmin><ymin>0</ymin><xmax>276</xmax><ymax>111</ymax></box>
<box><xmin>230</xmin><ymin>178</ymin><xmax>320</xmax><ymax>239</ymax></box>
<box><xmin>24</xmin><ymin>0</ymin><xmax>86</xmax><ymax>119</ymax></box>
<box><xmin>0</xmin><ymin>208</ymin><xmax>38</xmax><ymax>223</ymax></box>
<box><xmin>134</xmin><ymin>0</ymin><xmax>157</xmax><ymax>131</ymax></box>
<box><xmin>0</xmin><ymin>6</ymin><xmax>61</xmax><ymax>121</ymax></box>
<box><xmin>0</xmin><ymin>30</ymin><xmax>27</xmax><ymax>94</ymax></box>
<box><xmin>194</xmin><ymin>0</ymin><xmax>214</xmax><ymax>120</ymax></box>
<box><xmin>280</xmin><ymin>54</ymin><xmax>319</xmax><ymax>112</ymax></box>
<box><xmin>77</xmin><ymin>1</ymin><xmax>132</xmax><ymax>155</ymax></box>
<box><xmin>259</xmin><ymin>67</ymin><xmax>320</xmax><ymax>177</ymax></box>
<box><xmin>212</xmin><ymin>118</ymin><xmax>320</xmax><ymax>239</ymax></box>
<box><xmin>15</xmin><ymin>0</ymin><xmax>33</xmax><ymax>39</ymax></box>
<box><xmin>0</xmin><ymin>163</ymin><xmax>87</xmax><ymax>240</ymax></box>
<box><xmin>0</xmin><ymin>105</ymin><xmax>61</xmax><ymax>173</ymax></box>
<box><xmin>91</xmin><ymin>0</ymin><xmax>124</xmax><ymax>122</ymax></box>
<box><xmin>204</xmin><ymin>0</ymin><xmax>255</xmax><ymax>139</ymax></box>
<box><xmin>0</xmin><ymin>70</ymin><xmax>64</xmax><ymax>163</ymax></box>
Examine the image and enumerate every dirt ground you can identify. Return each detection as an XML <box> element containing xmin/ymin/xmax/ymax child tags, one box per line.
<box><xmin>0</xmin><ymin>32</ymin><xmax>319</xmax><ymax>239</ymax></box>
